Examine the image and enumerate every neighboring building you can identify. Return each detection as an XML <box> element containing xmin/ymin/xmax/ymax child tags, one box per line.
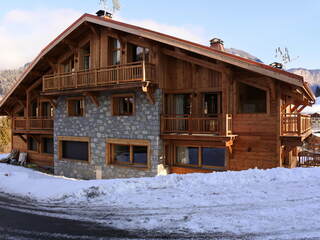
<box><xmin>0</xmin><ymin>13</ymin><xmax>315</xmax><ymax>179</ymax></box>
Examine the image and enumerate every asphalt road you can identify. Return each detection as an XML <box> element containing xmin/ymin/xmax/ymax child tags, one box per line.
<box><xmin>0</xmin><ymin>193</ymin><xmax>144</xmax><ymax>240</ymax></box>
<box><xmin>0</xmin><ymin>193</ymin><xmax>260</xmax><ymax>240</ymax></box>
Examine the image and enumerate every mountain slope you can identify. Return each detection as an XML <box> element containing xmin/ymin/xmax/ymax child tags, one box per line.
<box><xmin>0</xmin><ymin>64</ymin><xmax>27</xmax><ymax>101</ymax></box>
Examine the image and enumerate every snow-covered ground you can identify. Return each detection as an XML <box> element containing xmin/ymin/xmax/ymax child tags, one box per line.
<box><xmin>1</xmin><ymin>155</ymin><xmax>320</xmax><ymax>239</ymax></box>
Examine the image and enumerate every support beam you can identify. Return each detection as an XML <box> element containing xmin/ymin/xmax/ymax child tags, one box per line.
<box><xmin>290</xmin><ymin>104</ymin><xmax>300</xmax><ymax>113</ymax></box>
<box><xmin>297</xmin><ymin>105</ymin><xmax>307</xmax><ymax>113</ymax></box>
<box><xmin>47</xmin><ymin>97</ymin><xmax>57</xmax><ymax>108</ymax></box>
<box><xmin>162</xmin><ymin>48</ymin><xmax>227</xmax><ymax>73</ymax></box>
<box><xmin>85</xmin><ymin>22</ymin><xmax>99</xmax><ymax>37</ymax></box>
<box><xmin>142</xmin><ymin>81</ymin><xmax>155</xmax><ymax>104</ymax></box>
<box><xmin>16</xmin><ymin>134</ymin><xmax>27</xmax><ymax>143</ymax></box>
<box><xmin>44</xmin><ymin>57</ymin><xmax>58</xmax><ymax>72</ymax></box>
<box><xmin>84</xmin><ymin>92</ymin><xmax>100</xmax><ymax>107</ymax></box>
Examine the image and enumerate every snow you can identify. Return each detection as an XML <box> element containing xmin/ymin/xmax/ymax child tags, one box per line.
<box><xmin>1</xmin><ymin>162</ymin><xmax>320</xmax><ymax>238</ymax></box>
<box><xmin>303</xmin><ymin>96</ymin><xmax>320</xmax><ymax>114</ymax></box>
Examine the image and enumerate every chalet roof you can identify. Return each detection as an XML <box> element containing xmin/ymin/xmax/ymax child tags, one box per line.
<box><xmin>0</xmin><ymin>13</ymin><xmax>315</xmax><ymax>111</ymax></box>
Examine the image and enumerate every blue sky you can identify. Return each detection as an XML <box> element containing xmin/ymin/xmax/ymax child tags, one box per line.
<box><xmin>0</xmin><ymin>0</ymin><xmax>319</xmax><ymax>69</ymax></box>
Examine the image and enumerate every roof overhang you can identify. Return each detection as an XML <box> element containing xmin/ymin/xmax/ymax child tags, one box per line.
<box><xmin>0</xmin><ymin>13</ymin><xmax>315</xmax><ymax>112</ymax></box>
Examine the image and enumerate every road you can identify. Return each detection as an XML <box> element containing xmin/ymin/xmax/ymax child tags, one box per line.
<box><xmin>0</xmin><ymin>193</ymin><xmax>267</xmax><ymax>240</ymax></box>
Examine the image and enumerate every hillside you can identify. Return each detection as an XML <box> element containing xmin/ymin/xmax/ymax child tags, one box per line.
<box><xmin>0</xmin><ymin>65</ymin><xmax>27</xmax><ymax>101</ymax></box>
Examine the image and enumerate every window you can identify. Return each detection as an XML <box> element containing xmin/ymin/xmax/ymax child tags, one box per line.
<box><xmin>41</xmin><ymin>102</ymin><xmax>53</xmax><ymax>118</ymax></box>
<box><xmin>81</xmin><ymin>43</ymin><xmax>90</xmax><ymax>70</ymax></box>
<box><xmin>110</xmin><ymin>38</ymin><xmax>121</xmax><ymax>65</ymax></box>
<box><xmin>58</xmin><ymin>136</ymin><xmax>90</xmax><ymax>162</ymax></box>
<box><xmin>176</xmin><ymin>146</ymin><xmax>198</xmax><ymax>166</ymax></box>
<box><xmin>128</xmin><ymin>43</ymin><xmax>150</xmax><ymax>63</ymax></box>
<box><xmin>107</xmin><ymin>139</ymin><xmax>150</xmax><ymax>168</ymax></box>
<box><xmin>42</xmin><ymin>137</ymin><xmax>54</xmax><ymax>154</ymax></box>
<box><xmin>175</xmin><ymin>146</ymin><xmax>225</xmax><ymax>168</ymax></box>
<box><xmin>204</xmin><ymin>93</ymin><xmax>221</xmax><ymax>116</ymax></box>
<box><xmin>238</xmin><ymin>82</ymin><xmax>267</xmax><ymax>113</ymax></box>
<box><xmin>30</xmin><ymin>101</ymin><xmax>38</xmax><ymax>117</ymax></box>
<box><xmin>112</xmin><ymin>94</ymin><xmax>134</xmax><ymax>116</ymax></box>
<box><xmin>165</xmin><ymin>94</ymin><xmax>192</xmax><ymax>115</ymax></box>
<box><xmin>28</xmin><ymin>136</ymin><xmax>38</xmax><ymax>152</ymax></box>
<box><xmin>62</xmin><ymin>55</ymin><xmax>75</xmax><ymax>73</ymax></box>
<box><xmin>67</xmin><ymin>97</ymin><xmax>84</xmax><ymax>117</ymax></box>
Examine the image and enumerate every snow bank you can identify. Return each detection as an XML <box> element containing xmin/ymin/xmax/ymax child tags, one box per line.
<box><xmin>1</xmin><ymin>163</ymin><xmax>320</xmax><ymax>238</ymax></box>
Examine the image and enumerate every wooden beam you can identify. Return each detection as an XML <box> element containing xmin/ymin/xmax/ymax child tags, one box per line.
<box><xmin>44</xmin><ymin>57</ymin><xmax>58</xmax><ymax>72</ymax></box>
<box><xmin>85</xmin><ymin>22</ymin><xmax>99</xmax><ymax>37</ymax></box>
<box><xmin>16</xmin><ymin>134</ymin><xmax>27</xmax><ymax>143</ymax></box>
<box><xmin>27</xmin><ymin>78</ymin><xmax>42</xmax><ymax>93</ymax></box>
<box><xmin>162</xmin><ymin>48</ymin><xmax>227</xmax><ymax>73</ymax></box>
<box><xmin>290</xmin><ymin>104</ymin><xmax>300</xmax><ymax>113</ymax></box>
<box><xmin>47</xmin><ymin>97</ymin><xmax>57</xmax><ymax>108</ymax></box>
<box><xmin>84</xmin><ymin>92</ymin><xmax>100</xmax><ymax>107</ymax></box>
<box><xmin>62</xmin><ymin>39</ymin><xmax>79</xmax><ymax>54</ymax></box>
<box><xmin>142</xmin><ymin>81</ymin><xmax>155</xmax><ymax>104</ymax></box>
<box><xmin>297</xmin><ymin>105</ymin><xmax>307</xmax><ymax>113</ymax></box>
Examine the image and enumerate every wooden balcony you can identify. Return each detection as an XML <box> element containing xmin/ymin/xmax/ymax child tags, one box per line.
<box><xmin>42</xmin><ymin>61</ymin><xmax>155</xmax><ymax>93</ymax></box>
<box><xmin>161</xmin><ymin>114</ymin><xmax>232</xmax><ymax>136</ymax></box>
<box><xmin>13</xmin><ymin>117</ymin><xmax>53</xmax><ymax>134</ymax></box>
<box><xmin>281</xmin><ymin>113</ymin><xmax>312</xmax><ymax>143</ymax></box>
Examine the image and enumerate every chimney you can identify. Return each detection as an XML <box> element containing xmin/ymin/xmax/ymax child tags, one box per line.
<box><xmin>269</xmin><ymin>62</ymin><xmax>283</xmax><ymax>69</ymax></box>
<box><xmin>96</xmin><ymin>10</ymin><xmax>112</xmax><ymax>19</ymax></box>
<box><xmin>210</xmin><ymin>38</ymin><xmax>224</xmax><ymax>51</ymax></box>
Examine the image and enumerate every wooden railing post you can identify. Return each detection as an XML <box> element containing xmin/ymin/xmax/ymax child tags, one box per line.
<box><xmin>297</xmin><ymin>114</ymin><xmax>301</xmax><ymax>135</ymax></box>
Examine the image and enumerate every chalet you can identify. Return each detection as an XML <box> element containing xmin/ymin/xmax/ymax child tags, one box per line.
<box><xmin>0</xmin><ymin>13</ymin><xmax>315</xmax><ymax>179</ymax></box>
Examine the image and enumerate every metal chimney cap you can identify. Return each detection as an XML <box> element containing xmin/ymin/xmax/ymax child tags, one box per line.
<box><xmin>210</xmin><ymin>38</ymin><xmax>224</xmax><ymax>45</ymax></box>
<box><xmin>269</xmin><ymin>62</ymin><xmax>283</xmax><ymax>69</ymax></box>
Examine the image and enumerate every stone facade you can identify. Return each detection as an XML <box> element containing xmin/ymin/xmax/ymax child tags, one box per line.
<box><xmin>54</xmin><ymin>89</ymin><xmax>162</xmax><ymax>179</ymax></box>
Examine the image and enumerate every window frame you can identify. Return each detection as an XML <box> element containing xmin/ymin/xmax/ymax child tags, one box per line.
<box><xmin>111</xmin><ymin>93</ymin><xmax>135</xmax><ymax>116</ymax></box>
<box><xmin>58</xmin><ymin>136</ymin><xmax>91</xmax><ymax>163</ymax></box>
<box><xmin>67</xmin><ymin>97</ymin><xmax>85</xmax><ymax>117</ymax></box>
<box><xmin>174</xmin><ymin>144</ymin><xmax>227</xmax><ymax>169</ymax></box>
<box><xmin>236</xmin><ymin>81</ymin><xmax>270</xmax><ymax>115</ymax></box>
<box><xmin>106</xmin><ymin>138</ymin><xmax>151</xmax><ymax>169</ymax></box>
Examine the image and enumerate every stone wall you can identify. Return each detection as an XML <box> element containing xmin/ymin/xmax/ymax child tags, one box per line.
<box><xmin>54</xmin><ymin>89</ymin><xmax>162</xmax><ymax>179</ymax></box>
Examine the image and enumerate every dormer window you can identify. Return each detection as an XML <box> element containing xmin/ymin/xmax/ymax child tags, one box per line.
<box><xmin>110</xmin><ymin>38</ymin><xmax>121</xmax><ymax>65</ymax></box>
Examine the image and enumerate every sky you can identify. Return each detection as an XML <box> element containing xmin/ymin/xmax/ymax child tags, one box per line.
<box><xmin>0</xmin><ymin>0</ymin><xmax>319</xmax><ymax>70</ymax></box>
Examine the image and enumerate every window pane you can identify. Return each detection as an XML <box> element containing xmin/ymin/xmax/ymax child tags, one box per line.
<box><xmin>133</xmin><ymin>146</ymin><xmax>148</xmax><ymax>165</ymax></box>
<box><xmin>62</xmin><ymin>141</ymin><xmax>88</xmax><ymax>161</ymax></box>
<box><xmin>112</xmin><ymin>50</ymin><xmax>121</xmax><ymax>65</ymax></box>
<box><xmin>28</xmin><ymin>137</ymin><xmax>37</xmax><ymax>151</ymax></box>
<box><xmin>174</xmin><ymin>94</ymin><xmax>191</xmax><ymax>115</ymax></box>
<box><xmin>204</xmin><ymin>93</ymin><xmax>219</xmax><ymax>115</ymax></box>
<box><xmin>114</xmin><ymin>145</ymin><xmax>130</xmax><ymax>163</ymax></box>
<box><xmin>176</xmin><ymin>146</ymin><xmax>198</xmax><ymax>165</ymax></box>
<box><xmin>43</xmin><ymin>138</ymin><xmax>53</xmax><ymax>154</ymax></box>
<box><xmin>83</xmin><ymin>55</ymin><xmax>90</xmax><ymax>70</ymax></box>
<box><xmin>238</xmin><ymin>83</ymin><xmax>267</xmax><ymax>113</ymax></box>
<box><xmin>202</xmin><ymin>148</ymin><xmax>225</xmax><ymax>167</ymax></box>
<box><xmin>119</xmin><ymin>97</ymin><xmax>133</xmax><ymax>115</ymax></box>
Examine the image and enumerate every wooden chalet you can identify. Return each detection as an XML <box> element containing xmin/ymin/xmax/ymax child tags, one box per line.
<box><xmin>0</xmin><ymin>13</ymin><xmax>315</xmax><ymax>178</ymax></box>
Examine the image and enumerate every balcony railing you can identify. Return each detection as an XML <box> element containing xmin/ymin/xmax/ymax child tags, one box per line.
<box><xmin>281</xmin><ymin>113</ymin><xmax>311</xmax><ymax>136</ymax></box>
<box><xmin>13</xmin><ymin>117</ymin><xmax>53</xmax><ymax>131</ymax></box>
<box><xmin>161</xmin><ymin>114</ymin><xmax>232</xmax><ymax>136</ymax></box>
<box><xmin>42</xmin><ymin>61</ymin><xmax>155</xmax><ymax>92</ymax></box>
